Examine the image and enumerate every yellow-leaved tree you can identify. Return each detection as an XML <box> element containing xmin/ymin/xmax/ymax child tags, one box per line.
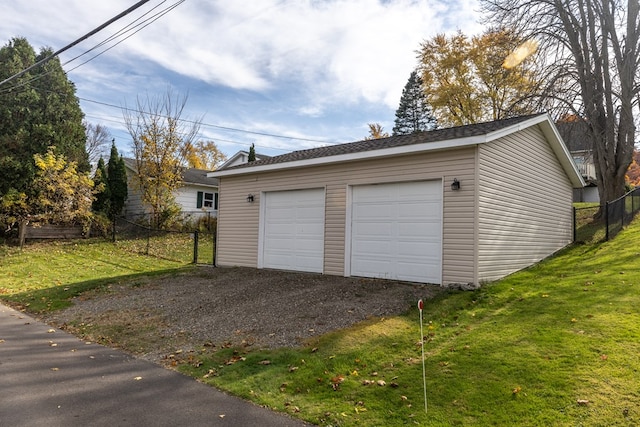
<box><xmin>364</xmin><ymin>123</ymin><xmax>390</xmax><ymax>140</ymax></box>
<box><xmin>184</xmin><ymin>140</ymin><xmax>227</xmax><ymax>170</ymax></box>
<box><xmin>32</xmin><ymin>147</ymin><xmax>94</xmax><ymax>228</ymax></box>
<box><xmin>418</xmin><ymin>28</ymin><xmax>540</xmax><ymax>127</ymax></box>
<box><xmin>123</xmin><ymin>90</ymin><xmax>202</xmax><ymax>228</ymax></box>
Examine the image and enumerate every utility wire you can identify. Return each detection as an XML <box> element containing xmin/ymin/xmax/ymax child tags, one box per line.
<box><xmin>65</xmin><ymin>1</ymin><xmax>185</xmax><ymax>74</ymax></box>
<box><xmin>0</xmin><ymin>0</ymin><xmax>152</xmax><ymax>87</ymax></box>
<box><xmin>0</xmin><ymin>1</ymin><xmax>181</xmax><ymax>96</ymax></box>
<box><xmin>80</xmin><ymin>97</ymin><xmax>339</xmax><ymax>145</ymax></box>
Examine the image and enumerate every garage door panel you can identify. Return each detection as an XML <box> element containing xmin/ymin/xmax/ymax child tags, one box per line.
<box><xmin>262</xmin><ymin>188</ymin><xmax>325</xmax><ymax>273</ymax></box>
<box><xmin>351</xmin><ymin>181</ymin><xmax>442</xmax><ymax>284</ymax></box>
<box><xmin>352</xmin><ymin>222</ymin><xmax>393</xmax><ymax>237</ymax></box>
<box><xmin>397</xmin><ymin>240</ymin><xmax>441</xmax><ymax>256</ymax></box>
<box><xmin>352</xmin><ymin>239</ymin><xmax>390</xmax><ymax>255</ymax></box>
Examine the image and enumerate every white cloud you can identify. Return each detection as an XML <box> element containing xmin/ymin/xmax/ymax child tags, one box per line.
<box><xmin>0</xmin><ymin>0</ymin><xmax>484</xmax><ymax>156</ymax></box>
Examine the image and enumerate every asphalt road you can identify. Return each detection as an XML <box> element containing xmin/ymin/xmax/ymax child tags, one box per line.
<box><xmin>0</xmin><ymin>303</ymin><xmax>310</xmax><ymax>427</ymax></box>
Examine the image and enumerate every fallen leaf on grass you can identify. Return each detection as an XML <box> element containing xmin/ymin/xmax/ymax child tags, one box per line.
<box><xmin>600</xmin><ymin>354</ymin><xmax>608</xmax><ymax>360</ymax></box>
<box><xmin>225</xmin><ymin>356</ymin><xmax>246</xmax><ymax>365</ymax></box>
<box><xmin>377</xmin><ymin>380</ymin><xmax>386</xmax><ymax>386</ymax></box>
<box><xmin>258</xmin><ymin>360</ymin><xmax>271</xmax><ymax>365</ymax></box>
<box><xmin>289</xmin><ymin>366</ymin><xmax>299</xmax><ymax>372</ymax></box>
<box><xmin>577</xmin><ymin>399</ymin><xmax>590</xmax><ymax>406</ymax></box>
<box><xmin>512</xmin><ymin>386</ymin><xmax>522</xmax><ymax>395</ymax></box>
<box><xmin>202</xmin><ymin>369</ymin><xmax>216</xmax><ymax>379</ymax></box>
<box><xmin>331</xmin><ymin>375</ymin><xmax>345</xmax><ymax>384</ymax></box>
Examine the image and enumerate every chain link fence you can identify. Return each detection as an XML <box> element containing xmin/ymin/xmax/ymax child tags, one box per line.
<box><xmin>112</xmin><ymin>217</ymin><xmax>215</xmax><ymax>265</ymax></box>
<box><xmin>573</xmin><ymin>187</ymin><xmax>640</xmax><ymax>243</ymax></box>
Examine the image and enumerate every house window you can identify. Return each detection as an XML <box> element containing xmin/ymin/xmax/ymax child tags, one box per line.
<box><xmin>197</xmin><ymin>191</ymin><xmax>218</xmax><ymax>209</ymax></box>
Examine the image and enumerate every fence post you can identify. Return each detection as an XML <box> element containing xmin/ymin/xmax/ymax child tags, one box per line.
<box><xmin>146</xmin><ymin>218</ymin><xmax>151</xmax><ymax>256</ymax></box>
<box><xmin>605</xmin><ymin>201</ymin><xmax>610</xmax><ymax>241</ymax></box>
<box><xmin>212</xmin><ymin>230</ymin><xmax>216</xmax><ymax>266</ymax></box>
<box><xmin>193</xmin><ymin>230</ymin><xmax>199</xmax><ymax>264</ymax></box>
<box><xmin>572</xmin><ymin>206</ymin><xmax>576</xmax><ymax>242</ymax></box>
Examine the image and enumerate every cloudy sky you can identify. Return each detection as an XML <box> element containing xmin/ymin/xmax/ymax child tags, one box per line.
<box><xmin>1</xmin><ymin>0</ymin><xmax>484</xmax><ymax>160</ymax></box>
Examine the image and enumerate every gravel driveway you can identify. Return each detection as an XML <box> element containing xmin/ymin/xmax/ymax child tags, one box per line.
<box><xmin>43</xmin><ymin>267</ymin><xmax>442</xmax><ymax>363</ymax></box>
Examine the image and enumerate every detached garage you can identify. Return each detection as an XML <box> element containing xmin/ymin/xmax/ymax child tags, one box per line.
<box><xmin>210</xmin><ymin>114</ymin><xmax>584</xmax><ymax>288</ymax></box>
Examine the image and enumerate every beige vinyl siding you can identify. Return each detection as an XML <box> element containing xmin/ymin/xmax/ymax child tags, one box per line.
<box><xmin>216</xmin><ymin>176</ymin><xmax>261</xmax><ymax>267</ymax></box>
<box><xmin>216</xmin><ymin>148</ymin><xmax>477</xmax><ymax>285</ymax></box>
<box><xmin>442</xmin><ymin>162</ymin><xmax>477</xmax><ymax>286</ymax></box>
<box><xmin>477</xmin><ymin>126</ymin><xmax>573</xmax><ymax>282</ymax></box>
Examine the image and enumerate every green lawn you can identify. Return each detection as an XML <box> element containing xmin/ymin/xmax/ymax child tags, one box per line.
<box><xmin>180</xmin><ymin>222</ymin><xmax>640</xmax><ymax>426</ymax></box>
<box><xmin>2</xmin><ymin>222</ymin><xmax>640</xmax><ymax>426</ymax></box>
<box><xmin>0</xmin><ymin>239</ymin><xmax>191</xmax><ymax>312</ymax></box>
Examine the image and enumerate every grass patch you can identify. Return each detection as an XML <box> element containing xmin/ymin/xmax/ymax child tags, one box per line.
<box><xmin>574</xmin><ymin>203</ymin><xmax>605</xmax><ymax>243</ymax></box>
<box><xmin>3</xmin><ymin>222</ymin><xmax>640</xmax><ymax>426</ymax></box>
<box><xmin>0</xmin><ymin>239</ymin><xmax>191</xmax><ymax>312</ymax></box>
<box><xmin>180</xmin><ymin>221</ymin><xmax>640</xmax><ymax>426</ymax></box>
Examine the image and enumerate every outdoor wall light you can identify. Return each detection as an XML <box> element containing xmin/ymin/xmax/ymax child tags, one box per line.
<box><xmin>451</xmin><ymin>178</ymin><xmax>461</xmax><ymax>191</ymax></box>
<box><xmin>246</xmin><ymin>194</ymin><xmax>255</xmax><ymax>203</ymax></box>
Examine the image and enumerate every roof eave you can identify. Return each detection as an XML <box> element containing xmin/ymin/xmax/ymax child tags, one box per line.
<box><xmin>209</xmin><ymin>135</ymin><xmax>488</xmax><ymax>178</ymax></box>
<box><xmin>210</xmin><ymin>114</ymin><xmax>586</xmax><ymax>189</ymax></box>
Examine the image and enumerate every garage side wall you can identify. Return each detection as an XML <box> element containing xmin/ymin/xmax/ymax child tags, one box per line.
<box><xmin>216</xmin><ymin>148</ymin><xmax>477</xmax><ymax>285</ymax></box>
<box><xmin>477</xmin><ymin>126</ymin><xmax>573</xmax><ymax>282</ymax></box>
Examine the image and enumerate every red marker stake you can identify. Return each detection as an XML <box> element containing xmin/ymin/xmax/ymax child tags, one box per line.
<box><xmin>418</xmin><ymin>299</ymin><xmax>427</xmax><ymax>413</ymax></box>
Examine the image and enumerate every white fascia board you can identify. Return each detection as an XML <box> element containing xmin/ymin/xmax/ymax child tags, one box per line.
<box><xmin>182</xmin><ymin>181</ymin><xmax>219</xmax><ymax>189</ymax></box>
<box><xmin>540</xmin><ymin>120</ymin><xmax>586</xmax><ymax>188</ymax></box>
<box><xmin>209</xmin><ymin>134</ymin><xmax>488</xmax><ymax>178</ymax></box>
<box><xmin>483</xmin><ymin>114</ymin><xmax>549</xmax><ymax>143</ymax></box>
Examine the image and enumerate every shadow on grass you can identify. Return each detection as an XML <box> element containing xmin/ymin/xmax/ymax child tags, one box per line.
<box><xmin>0</xmin><ymin>266</ymin><xmax>193</xmax><ymax>314</ymax></box>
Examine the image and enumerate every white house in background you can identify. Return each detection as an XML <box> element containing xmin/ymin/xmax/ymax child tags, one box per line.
<box><xmin>122</xmin><ymin>158</ymin><xmax>219</xmax><ymax>222</ymax></box>
<box><xmin>556</xmin><ymin>119</ymin><xmax>600</xmax><ymax>203</ymax></box>
<box><xmin>217</xmin><ymin>150</ymin><xmax>271</xmax><ymax>170</ymax></box>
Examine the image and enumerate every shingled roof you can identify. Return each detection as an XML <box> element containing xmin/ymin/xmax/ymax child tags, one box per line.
<box><xmin>220</xmin><ymin>113</ymin><xmax>545</xmax><ymax>172</ymax></box>
<box><xmin>123</xmin><ymin>158</ymin><xmax>218</xmax><ymax>187</ymax></box>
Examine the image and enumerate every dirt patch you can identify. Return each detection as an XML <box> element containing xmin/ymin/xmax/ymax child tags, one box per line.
<box><xmin>43</xmin><ymin>267</ymin><xmax>443</xmax><ymax>364</ymax></box>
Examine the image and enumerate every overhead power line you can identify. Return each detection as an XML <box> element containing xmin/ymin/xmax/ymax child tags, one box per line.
<box><xmin>0</xmin><ymin>0</ymin><xmax>152</xmax><ymax>87</ymax></box>
<box><xmin>0</xmin><ymin>1</ymin><xmax>183</xmax><ymax>96</ymax></box>
<box><xmin>80</xmin><ymin>97</ymin><xmax>339</xmax><ymax>145</ymax></box>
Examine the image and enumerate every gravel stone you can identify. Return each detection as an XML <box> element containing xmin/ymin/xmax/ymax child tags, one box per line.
<box><xmin>43</xmin><ymin>266</ymin><xmax>442</xmax><ymax>362</ymax></box>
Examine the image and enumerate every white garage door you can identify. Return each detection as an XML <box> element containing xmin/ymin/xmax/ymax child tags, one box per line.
<box><xmin>261</xmin><ymin>188</ymin><xmax>325</xmax><ymax>273</ymax></box>
<box><xmin>350</xmin><ymin>181</ymin><xmax>442</xmax><ymax>284</ymax></box>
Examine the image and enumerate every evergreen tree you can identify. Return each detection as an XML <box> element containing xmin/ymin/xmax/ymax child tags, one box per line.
<box><xmin>248</xmin><ymin>143</ymin><xmax>256</xmax><ymax>162</ymax></box>
<box><xmin>0</xmin><ymin>37</ymin><xmax>88</xmax><ymax>199</ymax></box>
<box><xmin>92</xmin><ymin>157</ymin><xmax>110</xmax><ymax>214</ymax></box>
<box><xmin>106</xmin><ymin>142</ymin><xmax>128</xmax><ymax>218</ymax></box>
<box><xmin>392</xmin><ymin>70</ymin><xmax>437</xmax><ymax>135</ymax></box>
